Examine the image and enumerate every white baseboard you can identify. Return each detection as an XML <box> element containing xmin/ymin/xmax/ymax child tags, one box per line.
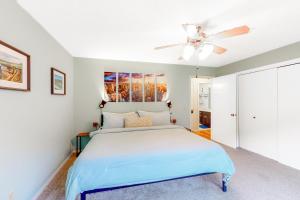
<box><xmin>32</xmin><ymin>151</ymin><xmax>75</xmax><ymax>200</ymax></box>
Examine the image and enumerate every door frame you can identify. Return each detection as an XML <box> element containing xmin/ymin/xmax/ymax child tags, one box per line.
<box><xmin>189</xmin><ymin>76</ymin><xmax>213</xmax><ymax>130</ymax></box>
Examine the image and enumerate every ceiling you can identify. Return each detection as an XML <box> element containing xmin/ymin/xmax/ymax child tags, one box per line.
<box><xmin>17</xmin><ymin>0</ymin><xmax>300</xmax><ymax>67</ymax></box>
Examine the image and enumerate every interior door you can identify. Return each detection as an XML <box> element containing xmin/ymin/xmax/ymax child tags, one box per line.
<box><xmin>278</xmin><ymin>64</ymin><xmax>300</xmax><ymax>170</ymax></box>
<box><xmin>211</xmin><ymin>74</ymin><xmax>237</xmax><ymax>148</ymax></box>
<box><xmin>190</xmin><ymin>78</ymin><xmax>199</xmax><ymax>131</ymax></box>
<box><xmin>238</xmin><ymin>68</ymin><xmax>277</xmax><ymax>160</ymax></box>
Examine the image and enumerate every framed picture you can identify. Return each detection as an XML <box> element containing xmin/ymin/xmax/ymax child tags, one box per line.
<box><xmin>0</xmin><ymin>40</ymin><xmax>30</xmax><ymax>91</ymax></box>
<box><xmin>51</xmin><ymin>68</ymin><xmax>66</xmax><ymax>95</ymax></box>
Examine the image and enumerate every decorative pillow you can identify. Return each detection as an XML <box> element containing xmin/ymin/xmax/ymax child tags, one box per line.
<box><xmin>137</xmin><ymin>111</ymin><xmax>170</xmax><ymax>126</ymax></box>
<box><xmin>102</xmin><ymin>112</ymin><xmax>138</xmax><ymax>129</ymax></box>
<box><xmin>125</xmin><ymin>116</ymin><xmax>152</xmax><ymax>128</ymax></box>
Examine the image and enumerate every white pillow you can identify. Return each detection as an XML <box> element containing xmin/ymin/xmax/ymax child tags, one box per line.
<box><xmin>102</xmin><ymin>112</ymin><xmax>138</xmax><ymax>129</ymax></box>
<box><xmin>138</xmin><ymin>110</ymin><xmax>171</xmax><ymax>126</ymax></box>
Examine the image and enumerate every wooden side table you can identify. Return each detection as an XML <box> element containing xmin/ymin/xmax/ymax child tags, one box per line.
<box><xmin>76</xmin><ymin>132</ymin><xmax>89</xmax><ymax>157</ymax></box>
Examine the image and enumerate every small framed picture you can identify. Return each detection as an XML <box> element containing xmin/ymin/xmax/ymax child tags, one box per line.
<box><xmin>51</xmin><ymin>68</ymin><xmax>66</xmax><ymax>95</ymax></box>
<box><xmin>0</xmin><ymin>40</ymin><xmax>30</xmax><ymax>91</ymax></box>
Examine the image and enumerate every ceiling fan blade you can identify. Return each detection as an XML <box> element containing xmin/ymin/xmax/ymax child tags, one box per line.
<box><xmin>212</xmin><ymin>25</ymin><xmax>250</xmax><ymax>39</ymax></box>
<box><xmin>213</xmin><ymin>45</ymin><xmax>227</xmax><ymax>54</ymax></box>
<box><xmin>154</xmin><ymin>43</ymin><xmax>185</xmax><ymax>50</ymax></box>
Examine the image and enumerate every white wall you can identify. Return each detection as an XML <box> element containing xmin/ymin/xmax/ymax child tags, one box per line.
<box><xmin>74</xmin><ymin>57</ymin><xmax>216</xmax><ymax>133</ymax></box>
<box><xmin>0</xmin><ymin>0</ymin><xmax>74</xmax><ymax>199</ymax></box>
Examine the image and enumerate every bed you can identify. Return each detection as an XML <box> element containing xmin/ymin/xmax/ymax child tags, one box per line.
<box><xmin>66</xmin><ymin>125</ymin><xmax>235</xmax><ymax>200</ymax></box>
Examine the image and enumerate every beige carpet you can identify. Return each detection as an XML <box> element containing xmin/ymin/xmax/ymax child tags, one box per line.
<box><xmin>37</xmin><ymin>154</ymin><xmax>76</xmax><ymax>200</ymax></box>
<box><xmin>39</xmin><ymin>147</ymin><xmax>300</xmax><ymax>200</ymax></box>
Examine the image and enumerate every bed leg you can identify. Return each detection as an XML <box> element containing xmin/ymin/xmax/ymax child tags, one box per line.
<box><xmin>222</xmin><ymin>181</ymin><xmax>227</xmax><ymax>192</ymax></box>
<box><xmin>81</xmin><ymin>192</ymin><xmax>86</xmax><ymax>200</ymax></box>
<box><xmin>222</xmin><ymin>173</ymin><xmax>231</xmax><ymax>192</ymax></box>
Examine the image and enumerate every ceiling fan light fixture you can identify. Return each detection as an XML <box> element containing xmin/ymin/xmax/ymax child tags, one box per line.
<box><xmin>183</xmin><ymin>45</ymin><xmax>195</xmax><ymax>61</ymax></box>
<box><xmin>184</xmin><ymin>24</ymin><xmax>197</xmax><ymax>37</ymax></box>
<box><xmin>198</xmin><ymin>44</ymin><xmax>214</xmax><ymax>60</ymax></box>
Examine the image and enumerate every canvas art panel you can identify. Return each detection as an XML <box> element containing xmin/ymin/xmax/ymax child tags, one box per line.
<box><xmin>144</xmin><ymin>74</ymin><xmax>155</xmax><ymax>102</ymax></box>
<box><xmin>156</xmin><ymin>73</ymin><xmax>167</xmax><ymax>102</ymax></box>
<box><xmin>118</xmin><ymin>72</ymin><xmax>130</xmax><ymax>102</ymax></box>
<box><xmin>0</xmin><ymin>40</ymin><xmax>30</xmax><ymax>91</ymax></box>
<box><xmin>131</xmin><ymin>73</ymin><xmax>143</xmax><ymax>102</ymax></box>
<box><xmin>51</xmin><ymin>68</ymin><xmax>66</xmax><ymax>95</ymax></box>
<box><xmin>104</xmin><ymin>72</ymin><xmax>117</xmax><ymax>102</ymax></box>
<box><xmin>103</xmin><ymin>71</ymin><xmax>168</xmax><ymax>103</ymax></box>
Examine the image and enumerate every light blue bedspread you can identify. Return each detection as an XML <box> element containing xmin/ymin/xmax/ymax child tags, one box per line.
<box><xmin>66</xmin><ymin>125</ymin><xmax>235</xmax><ymax>200</ymax></box>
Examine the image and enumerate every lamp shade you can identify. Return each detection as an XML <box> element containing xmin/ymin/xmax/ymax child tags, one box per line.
<box><xmin>166</xmin><ymin>100</ymin><xmax>172</xmax><ymax>108</ymax></box>
<box><xmin>198</xmin><ymin>44</ymin><xmax>214</xmax><ymax>60</ymax></box>
<box><xmin>99</xmin><ymin>100</ymin><xmax>107</xmax><ymax>108</ymax></box>
<box><xmin>183</xmin><ymin>45</ymin><xmax>195</xmax><ymax>61</ymax></box>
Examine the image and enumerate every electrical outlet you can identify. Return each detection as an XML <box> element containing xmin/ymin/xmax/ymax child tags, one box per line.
<box><xmin>8</xmin><ymin>192</ymin><xmax>14</xmax><ymax>200</ymax></box>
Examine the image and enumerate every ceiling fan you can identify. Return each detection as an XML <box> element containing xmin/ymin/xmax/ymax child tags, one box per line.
<box><xmin>154</xmin><ymin>24</ymin><xmax>250</xmax><ymax>61</ymax></box>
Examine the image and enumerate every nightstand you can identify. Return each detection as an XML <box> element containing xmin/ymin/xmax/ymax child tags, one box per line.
<box><xmin>76</xmin><ymin>132</ymin><xmax>89</xmax><ymax>157</ymax></box>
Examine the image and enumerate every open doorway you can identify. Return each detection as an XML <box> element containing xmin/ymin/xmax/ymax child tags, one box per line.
<box><xmin>190</xmin><ymin>77</ymin><xmax>212</xmax><ymax>139</ymax></box>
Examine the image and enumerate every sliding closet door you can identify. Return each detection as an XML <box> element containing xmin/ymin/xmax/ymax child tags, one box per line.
<box><xmin>238</xmin><ymin>68</ymin><xmax>277</xmax><ymax>160</ymax></box>
<box><xmin>211</xmin><ymin>74</ymin><xmax>237</xmax><ymax>148</ymax></box>
<box><xmin>278</xmin><ymin>64</ymin><xmax>300</xmax><ymax>170</ymax></box>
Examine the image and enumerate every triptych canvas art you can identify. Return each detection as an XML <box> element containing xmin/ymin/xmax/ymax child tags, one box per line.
<box><xmin>104</xmin><ymin>72</ymin><xmax>167</xmax><ymax>102</ymax></box>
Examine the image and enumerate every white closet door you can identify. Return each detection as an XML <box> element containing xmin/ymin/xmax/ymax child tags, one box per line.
<box><xmin>211</xmin><ymin>74</ymin><xmax>237</xmax><ymax>148</ymax></box>
<box><xmin>278</xmin><ymin>64</ymin><xmax>300</xmax><ymax>170</ymax></box>
<box><xmin>238</xmin><ymin>68</ymin><xmax>277</xmax><ymax>160</ymax></box>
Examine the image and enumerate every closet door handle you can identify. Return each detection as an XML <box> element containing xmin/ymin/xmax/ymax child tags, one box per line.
<box><xmin>230</xmin><ymin>113</ymin><xmax>236</xmax><ymax>117</ymax></box>
<box><xmin>253</xmin><ymin>116</ymin><xmax>256</xmax><ymax>119</ymax></box>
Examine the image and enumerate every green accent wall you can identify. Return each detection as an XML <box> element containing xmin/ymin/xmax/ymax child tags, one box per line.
<box><xmin>72</xmin><ymin>58</ymin><xmax>217</xmax><ymax>151</ymax></box>
<box><xmin>216</xmin><ymin>41</ymin><xmax>300</xmax><ymax>76</ymax></box>
<box><xmin>0</xmin><ymin>1</ymin><xmax>74</xmax><ymax>199</ymax></box>
<box><xmin>73</xmin><ymin>57</ymin><xmax>217</xmax><ymax>133</ymax></box>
